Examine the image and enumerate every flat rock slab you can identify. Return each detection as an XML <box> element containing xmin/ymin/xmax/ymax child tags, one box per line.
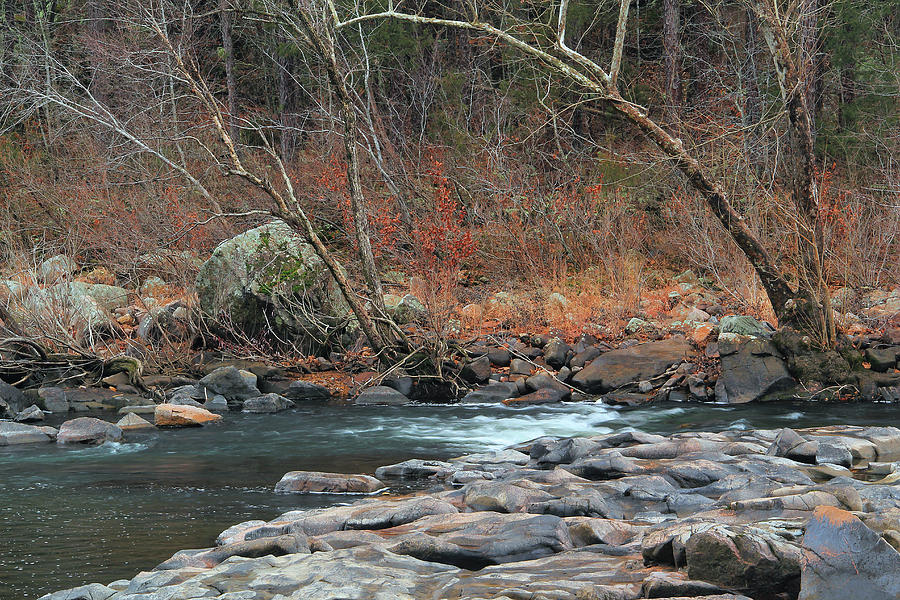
<box><xmin>275</xmin><ymin>471</ymin><xmax>385</xmax><ymax>494</ymax></box>
<box><xmin>154</xmin><ymin>403</ymin><xmax>223</xmax><ymax>427</ymax></box>
<box><xmin>572</xmin><ymin>337</ymin><xmax>690</xmax><ymax>392</ymax></box>
<box><xmin>799</xmin><ymin>506</ymin><xmax>900</xmax><ymax>600</ymax></box>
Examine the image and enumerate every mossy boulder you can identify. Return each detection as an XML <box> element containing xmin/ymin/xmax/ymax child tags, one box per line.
<box><xmin>196</xmin><ymin>221</ymin><xmax>354</xmax><ymax>351</ymax></box>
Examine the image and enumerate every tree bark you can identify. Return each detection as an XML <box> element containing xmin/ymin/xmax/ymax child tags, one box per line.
<box><xmin>663</xmin><ymin>0</ymin><xmax>681</xmax><ymax>112</ymax></box>
<box><xmin>296</xmin><ymin>9</ymin><xmax>385</xmax><ymax>313</ymax></box>
<box><xmin>219</xmin><ymin>0</ymin><xmax>238</xmax><ymax>144</ymax></box>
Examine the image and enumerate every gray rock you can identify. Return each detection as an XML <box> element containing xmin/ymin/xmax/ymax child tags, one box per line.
<box><xmin>375</xmin><ymin>459</ymin><xmax>458</xmax><ymax>479</ymax></box>
<box><xmin>37</xmin><ymin>583</ymin><xmax>115</xmax><ymax>600</ymax></box>
<box><xmin>198</xmin><ymin>366</ymin><xmax>261</xmax><ymax>401</ymax></box>
<box><xmin>684</xmin><ymin>523</ymin><xmax>802</xmax><ymax>597</ymax></box>
<box><xmin>461</xmin><ymin>382</ymin><xmax>518</xmax><ymax>403</ymax></box>
<box><xmin>543</xmin><ymin>338</ymin><xmax>571</xmax><ymax>369</ymax></box>
<box><xmin>460</xmin><ymin>355</ymin><xmax>492</xmax><ymax>384</ymax></box>
<box><xmin>283</xmin><ymin>379</ymin><xmax>333</xmax><ymax>401</ymax></box>
<box><xmin>115</xmin><ymin>413</ymin><xmax>155</xmax><ymax>431</ymax></box>
<box><xmin>195</xmin><ymin>220</ymin><xmax>354</xmax><ymax>346</ymax></box>
<box><xmin>570</xmin><ymin>346</ymin><xmax>601</xmax><ymax>369</ymax></box>
<box><xmin>0</xmin><ymin>421</ymin><xmax>54</xmax><ymax>445</ymax></box>
<box><xmin>36</xmin><ymin>387</ymin><xmax>68</xmax><ymax>412</ymax></box>
<box><xmin>15</xmin><ymin>404</ymin><xmax>45</xmax><ymax>422</ymax></box>
<box><xmin>572</xmin><ymin>337</ymin><xmax>690</xmax><ymax>393</ymax></box>
<box><xmin>275</xmin><ymin>471</ymin><xmax>385</xmax><ymax>494</ymax></box>
<box><xmin>716</xmin><ymin>335</ymin><xmax>795</xmax><ymax>403</ymax></box>
<box><xmin>865</xmin><ymin>347</ymin><xmax>900</xmax><ymax>372</ymax></box>
<box><xmin>800</xmin><ymin>506</ymin><xmax>900</xmax><ymax>600</ymax></box>
<box><xmin>487</xmin><ymin>347</ymin><xmax>511</xmax><ymax>367</ymax></box>
<box><xmin>56</xmin><ymin>417</ymin><xmax>124</xmax><ymax>444</ymax></box>
<box><xmin>38</xmin><ymin>254</ymin><xmax>77</xmax><ymax>283</ymax></box>
<box><xmin>242</xmin><ymin>393</ymin><xmax>295</xmax><ymax>413</ymax></box>
<box><xmin>504</xmin><ymin>387</ymin><xmax>570</xmax><ymax>405</ymax></box>
<box><xmin>0</xmin><ymin>380</ymin><xmax>26</xmax><ymax>416</ymax></box>
<box><xmin>388</xmin><ymin>511</ymin><xmax>573</xmax><ymax>569</ymax></box>
<box><xmin>816</xmin><ymin>442</ymin><xmax>853</xmax><ymax>467</ymax></box>
<box><xmin>509</xmin><ymin>358</ymin><xmax>532</xmax><ymax>376</ymax></box>
<box><xmin>355</xmin><ymin>385</ymin><xmax>411</xmax><ymax>405</ymax></box>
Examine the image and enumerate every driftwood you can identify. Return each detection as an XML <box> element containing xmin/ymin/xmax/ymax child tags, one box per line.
<box><xmin>0</xmin><ymin>337</ymin><xmax>143</xmax><ymax>388</ymax></box>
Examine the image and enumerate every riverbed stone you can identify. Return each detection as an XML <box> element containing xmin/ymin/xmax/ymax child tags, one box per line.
<box><xmin>116</xmin><ymin>413</ymin><xmax>155</xmax><ymax>431</ymax></box>
<box><xmin>154</xmin><ymin>403</ymin><xmax>223</xmax><ymax>427</ymax></box>
<box><xmin>375</xmin><ymin>459</ymin><xmax>458</xmax><ymax>479</ymax></box>
<box><xmin>716</xmin><ymin>334</ymin><xmax>795</xmax><ymax>403</ymax></box>
<box><xmin>242</xmin><ymin>393</ymin><xmax>294</xmax><ymax>413</ymax></box>
<box><xmin>282</xmin><ymin>380</ymin><xmax>332</xmax><ymax>401</ymax></box>
<box><xmin>572</xmin><ymin>337</ymin><xmax>690</xmax><ymax>393</ymax></box>
<box><xmin>0</xmin><ymin>421</ymin><xmax>54</xmax><ymax>445</ymax></box>
<box><xmin>684</xmin><ymin>523</ymin><xmax>802</xmax><ymax>597</ymax></box>
<box><xmin>799</xmin><ymin>506</ymin><xmax>900</xmax><ymax>600</ymax></box>
<box><xmin>56</xmin><ymin>417</ymin><xmax>123</xmax><ymax>444</ymax></box>
<box><xmin>36</xmin><ymin>386</ymin><xmax>69</xmax><ymax>412</ymax></box>
<box><xmin>460</xmin><ymin>355</ymin><xmax>492</xmax><ymax>384</ymax></box>
<box><xmin>354</xmin><ymin>385</ymin><xmax>411</xmax><ymax>405</ymax></box>
<box><xmin>461</xmin><ymin>381</ymin><xmax>518</xmax><ymax>403</ymax></box>
<box><xmin>386</xmin><ymin>511</ymin><xmax>573</xmax><ymax>568</ymax></box>
<box><xmin>198</xmin><ymin>366</ymin><xmax>261</xmax><ymax>402</ymax></box>
<box><xmin>37</xmin><ymin>583</ymin><xmax>115</xmax><ymax>600</ymax></box>
<box><xmin>274</xmin><ymin>471</ymin><xmax>385</xmax><ymax>494</ymax></box>
<box><xmin>14</xmin><ymin>404</ymin><xmax>45</xmax><ymax>422</ymax></box>
<box><xmin>503</xmin><ymin>387</ymin><xmax>570</xmax><ymax>405</ymax></box>
<box><xmin>0</xmin><ymin>380</ymin><xmax>25</xmax><ymax>416</ymax></box>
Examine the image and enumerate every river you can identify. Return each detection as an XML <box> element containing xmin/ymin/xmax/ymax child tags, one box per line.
<box><xmin>1</xmin><ymin>400</ymin><xmax>896</xmax><ymax>599</ymax></box>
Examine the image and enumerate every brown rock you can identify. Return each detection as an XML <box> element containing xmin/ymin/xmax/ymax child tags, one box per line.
<box><xmin>154</xmin><ymin>403</ymin><xmax>223</xmax><ymax>427</ymax></box>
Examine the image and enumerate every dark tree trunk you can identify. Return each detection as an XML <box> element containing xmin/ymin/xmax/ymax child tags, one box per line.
<box><xmin>800</xmin><ymin>0</ymin><xmax>820</xmax><ymax>136</ymax></box>
<box><xmin>663</xmin><ymin>0</ymin><xmax>681</xmax><ymax>112</ymax></box>
<box><xmin>742</xmin><ymin>9</ymin><xmax>763</xmax><ymax>173</ymax></box>
<box><xmin>86</xmin><ymin>1</ymin><xmax>110</xmax><ymax>106</ymax></box>
<box><xmin>219</xmin><ymin>0</ymin><xmax>238</xmax><ymax>144</ymax></box>
<box><xmin>277</xmin><ymin>52</ymin><xmax>297</xmax><ymax>161</ymax></box>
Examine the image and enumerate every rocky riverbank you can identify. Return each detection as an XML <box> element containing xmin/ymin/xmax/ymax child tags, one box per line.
<box><xmin>40</xmin><ymin>424</ymin><xmax>900</xmax><ymax>600</ymax></box>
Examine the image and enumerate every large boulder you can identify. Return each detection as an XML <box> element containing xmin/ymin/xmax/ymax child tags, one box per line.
<box><xmin>716</xmin><ymin>334</ymin><xmax>795</xmax><ymax>403</ymax></box>
<box><xmin>275</xmin><ymin>471</ymin><xmax>385</xmax><ymax>494</ymax></box>
<box><xmin>195</xmin><ymin>221</ymin><xmax>354</xmax><ymax>350</ymax></box>
<box><xmin>56</xmin><ymin>417</ymin><xmax>124</xmax><ymax>444</ymax></box>
<box><xmin>799</xmin><ymin>506</ymin><xmax>900</xmax><ymax>600</ymax></box>
<box><xmin>572</xmin><ymin>337</ymin><xmax>690</xmax><ymax>393</ymax></box>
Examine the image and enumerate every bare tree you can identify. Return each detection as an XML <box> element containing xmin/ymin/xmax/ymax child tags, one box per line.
<box><xmin>330</xmin><ymin>0</ymin><xmax>835</xmax><ymax>345</ymax></box>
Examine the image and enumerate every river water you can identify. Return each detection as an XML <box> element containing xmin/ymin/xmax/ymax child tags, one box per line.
<box><xmin>1</xmin><ymin>400</ymin><xmax>897</xmax><ymax>599</ymax></box>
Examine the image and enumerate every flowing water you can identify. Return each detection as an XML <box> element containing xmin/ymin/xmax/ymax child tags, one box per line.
<box><xmin>1</xmin><ymin>400</ymin><xmax>898</xmax><ymax>599</ymax></box>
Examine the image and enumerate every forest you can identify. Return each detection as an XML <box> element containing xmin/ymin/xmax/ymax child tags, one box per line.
<box><xmin>1</xmin><ymin>2</ymin><xmax>899</xmax><ymax>599</ymax></box>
